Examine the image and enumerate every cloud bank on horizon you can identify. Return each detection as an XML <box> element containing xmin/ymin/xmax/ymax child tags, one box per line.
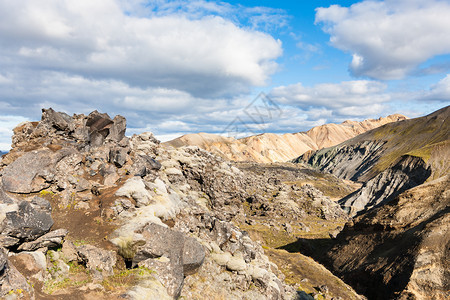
<box><xmin>0</xmin><ymin>0</ymin><xmax>449</xmax><ymax>150</ymax></box>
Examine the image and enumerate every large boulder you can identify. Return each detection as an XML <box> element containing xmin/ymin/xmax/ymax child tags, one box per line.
<box><xmin>41</xmin><ymin>108</ymin><xmax>74</xmax><ymax>132</ymax></box>
<box><xmin>86</xmin><ymin>110</ymin><xmax>114</xmax><ymax>146</ymax></box>
<box><xmin>130</xmin><ymin>155</ymin><xmax>162</xmax><ymax>177</ymax></box>
<box><xmin>18</xmin><ymin>228</ymin><xmax>68</xmax><ymax>251</ymax></box>
<box><xmin>1</xmin><ymin>148</ymin><xmax>75</xmax><ymax>193</ymax></box>
<box><xmin>116</xmin><ymin>222</ymin><xmax>205</xmax><ymax>298</ymax></box>
<box><xmin>77</xmin><ymin>244</ymin><xmax>117</xmax><ymax>278</ymax></box>
<box><xmin>108</xmin><ymin>115</ymin><xmax>127</xmax><ymax>142</ymax></box>
<box><xmin>1</xmin><ymin>198</ymin><xmax>53</xmax><ymax>244</ymax></box>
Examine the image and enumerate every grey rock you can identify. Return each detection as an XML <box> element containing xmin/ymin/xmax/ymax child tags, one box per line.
<box><xmin>133</xmin><ymin>223</ymin><xmax>184</xmax><ymax>264</ymax></box>
<box><xmin>2</xmin><ymin>200</ymin><xmax>53</xmax><ymax>243</ymax></box>
<box><xmin>41</xmin><ymin>108</ymin><xmax>74</xmax><ymax>132</ymax></box>
<box><xmin>283</xmin><ymin>223</ymin><xmax>293</xmax><ymax>234</ymax></box>
<box><xmin>61</xmin><ymin>240</ymin><xmax>79</xmax><ymax>262</ymax></box>
<box><xmin>75</xmin><ymin>177</ymin><xmax>91</xmax><ymax>192</ymax></box>
<box><xmin>90</xmin><ymin>131</ymin><xmax>106</xmax><ymax>147</ymax></box>
<box><xmin>0</xmin><ymin>236</ymin><xmax>20</xmax><ymax>248</ymax></box>
<box><xmin>0</xmin><ymin>247</ymin><xmax>6</xmax><ymax>271</ymax></box>
<box><xmin>86</xmin><ymin>110</ymin><xmax>114</xmax><ymax>146</ymax></box>
<box><xmin>1</xmin><ymin>148</ymin><xmax>75</xmax><ymax>193</ymax></box>
<box><xmin>0</xmin><ymin>187</ymin><xmax>15</xmax><ymax>205</ymax></box>
<box><xmin>30</xmin><ymin>196</ymin><xmax>52</xmax><ymax>212</ymax></box>
<box><xmin>182</xmin><ymin>236</ymin><xmax>205</xmax><ymax>276</ymax></box>
<box><xmin>18</xmin><ymin>228</ymin><xmax>68</xmax><ymax>251</ymax></box>
<box><xmin>130</xmin><ymin>223</ymin><xmax>205</xmax><ymax>298</ymax></box>
<box><xmin>131</xmin><ymin>155</ymin><xmax>162</xmax><ymax>177</ymax></box>
<box><xmin>139</xmin><ymin>257</ymin><xmax>184</xmax><ymax>299</ymax></box>
<box><xmin>107</xmin><ymin>115</ymin><xmax>127</xmax><ymax>142</ymax></box>
<box><xmin>10</xmin><ymin>251</ymin><xmax>47</xmax><ymax>280</ymax></box>
<box><xmin>339</xmin><ymin>155</ymin><xmax>431</xmax><ymax>216</ymax></box>
<box><xmin>109</xmin><ymin>147</ymin><xmax>128</xmax><ymax>168</ymax></box>
<box><xmin>77</xmin><ymin>244</ymin><xmax>117</xmax><ymax>278</ymax></box>
<box><xmin>0</xmin><ymin>257</ymin><xmax>33</xmax><ymax>298</ymax></box>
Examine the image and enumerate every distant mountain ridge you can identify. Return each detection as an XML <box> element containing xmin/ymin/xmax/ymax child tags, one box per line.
<box><xmin>164</xmin><ymin>114</ymin><xmax>407</xmax><ymax>163</ymax></box>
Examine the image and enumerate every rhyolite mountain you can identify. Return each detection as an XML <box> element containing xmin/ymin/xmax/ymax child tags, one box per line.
<box><xmin>297</xmin><ymin>105</ymin><xmax>449</xmax><ymax>216</ymax></box>
<box><xmin>165</xmin><ymin>114</ymin><xmax>406</xmax><ymax>163</ymax></box>
<box><xmin>297</xmin><ymin>106</ymin><xmax>449</xmax><ymax>299</ymax></box>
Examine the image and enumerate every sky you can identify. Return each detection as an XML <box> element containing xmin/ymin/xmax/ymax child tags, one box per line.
<box><xmin>1</xmin><ymin>0</ymin><xmax>450</xmax><ymax>150</ymax></box>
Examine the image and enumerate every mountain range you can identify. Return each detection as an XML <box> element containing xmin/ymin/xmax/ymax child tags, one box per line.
<box><xmin>165</xmin><ymin>114</ymin><xmax>407</xmax><ymax>163</ymax></box>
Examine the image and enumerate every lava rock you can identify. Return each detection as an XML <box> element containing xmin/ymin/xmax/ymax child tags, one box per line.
<box><xmin>1</xmin><ymin>200</ymin><xmax>53</xmax><ymax>243</ymax></box>
<box><xmin>18</xmin><ymin>228</ymin><xmax>68</xmax><ymax>251</ymax></box>
<box><xmin>77</xmin><ymin>244</ymin><xmax>117</xmax><ymax>278</ymax></box>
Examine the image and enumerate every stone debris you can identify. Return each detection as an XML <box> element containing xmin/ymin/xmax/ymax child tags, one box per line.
<box><xmin>0</xmin><ymin>108</ymin><xmax>365</xmax><ymax>300</ymax></box>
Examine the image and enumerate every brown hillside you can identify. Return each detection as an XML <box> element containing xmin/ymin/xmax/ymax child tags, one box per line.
<box><xmin>164</xmin><ymin>114</ymin><xmax>406</xmax><ymax>163</ymax></box>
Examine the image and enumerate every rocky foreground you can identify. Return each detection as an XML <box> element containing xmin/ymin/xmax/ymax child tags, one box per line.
<box><xmin>1</xmin><ymin>107</ymin><xmax>446</xmax><ymax>300</ymax></box>
<box><xmin>0</xmin><ymin>109</ymin><xmax>363</xmax><ymax>299</ymax></box>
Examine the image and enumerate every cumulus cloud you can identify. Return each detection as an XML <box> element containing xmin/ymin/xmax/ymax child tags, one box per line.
<box><xmin>315</xmin><ymin>0</ymin><xmax>450</xmax><ymax>79</ymax></box>
<box><xmin>270</xmin><ymin>80</ymin><xmax>389</xmax><ymax>108</ymax></box>
<box><xmin>0</xmin><ymin>0</ymin><xmax>282</xmax><ymax>98</ymax></box>
<box><xmin>416</xmin><ymin>74</ymin><xmax>450</xmax><ymax>102</ymax></box>
<box><xmin>269</xmin><ymin>80</ymin><xmax>391</xmax><ymax>122</ymax></box>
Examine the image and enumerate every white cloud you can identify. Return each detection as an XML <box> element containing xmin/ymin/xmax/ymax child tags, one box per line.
<box><xmin>416</xmin><ymin>74</ymin><xmax>450</xmax><ymax>102</ymax></box>
<box><xmin>0</xmin><ymin>115</ymin><xmax>30</xmax><ymax>151</ymax></box>
<box><xmin>0</xmin><ymin>0</ymin><xmax>282</xmax><ymax>98</ymax></box>
<box><xmin>315</xmin><ymin>0</ymin><xmax>450</xmax><ymax>79</ymax></box>
<box><xmin>269</xmin><ymin>80</ymin><xmax>390</xmax><ymax>113</ymax></box>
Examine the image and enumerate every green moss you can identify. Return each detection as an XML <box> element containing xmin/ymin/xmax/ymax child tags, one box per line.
<box><xmin>406</xmin><ymin>146</ymin><xmax>433</xmax><ymax>162</ymax></box>
<box><xmin>101</xmin><ymin>266</ymin><xmax>154</xmax><ymax>290</ymax></box>
<box><xmin>73</xmin><ymin>239</ymin><xmax>92</xmax><ymax>247</ymax></box>
<box><xmin>39</xmin><ymin>190</ymin><xmax>56</xmax><ymax>196</ymax></box>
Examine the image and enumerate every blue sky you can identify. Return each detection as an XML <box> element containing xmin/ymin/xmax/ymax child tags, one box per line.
<box><xmin>0</xmin><ymin>0</ymin><xmax>449</xmax><ymax>150</ymax></box>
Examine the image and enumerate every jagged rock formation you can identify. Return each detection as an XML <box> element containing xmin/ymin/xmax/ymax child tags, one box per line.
<box><xmin>297</xmin><ymin>106</ymin><xmax>449</xmax><ymax>299</ymax></box>
<box><xmin>324</xmin><ymin>176</ymin><xmax>449</xmax><ymax>300</ymax></box>
<box><xmin>0</xmin><ymin>108</ymin><xmax>364</xmax><ymax>299</ymax></box>
<box><xmin>339</xmin><ymin>155</ymin><xmax>431</xmax><ymax>215</ymax></box>
<box><xmin>165</xmin><ymin>114</ymin><xmax>406</xmax><ymax>163</ymax></box>
<box><xmin>297</xmin><ymin>105</ymin><xmax>449</xmax><ymax>216</ymax></box>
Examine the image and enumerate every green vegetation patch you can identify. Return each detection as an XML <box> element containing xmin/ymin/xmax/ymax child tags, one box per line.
<box><xmin>101</xmin><ymin>266</ymin><xmax>154</xmax><ymax>291</ymax></box>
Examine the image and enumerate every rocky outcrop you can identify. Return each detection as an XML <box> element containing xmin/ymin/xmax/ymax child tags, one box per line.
<box><xmin>298</xmin><ymin>106</ymin><xmax>449</xmax><ymax>215</ymax></box>
<box><xmin>339</xmin><ymin>155</ymin><xmax>431</xmax><ymax>216</ymax></box>
<box><xmin>296</xmin><ymin>140</ymin><xmax>387</xmax><ymax>182</ymax></box>
<box><xmin>76</xmin><ymin>244</ymin><xmax>117</xmax><ymax>279</ymax></box>
<box><xmin>127</xmin><ymin>222</ymin><xmax>205</xmax><ymax>298</ymax></box>
<box><xmin>2</xmin><ymin>108</ymin><xmax>326</xmax><ymax>299</ymax></box>
<box><xmin>165</xmin><ymin>114</ymin><xmax>406</xmax><ymax>163</ymax></box>
<box><xmin>323</xmin><ymin>176</ymin><xmax>449</xmax><ymax>300</ymax></box>
<box><xmin>1</xmin><ymin>197</ymin><xmax>54</xmax><ymax>246</ymax></box>
<box><xmin>292</xmin><ymin>106</ymin><xmax>450</xmax><ymax>299</ymax></box>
